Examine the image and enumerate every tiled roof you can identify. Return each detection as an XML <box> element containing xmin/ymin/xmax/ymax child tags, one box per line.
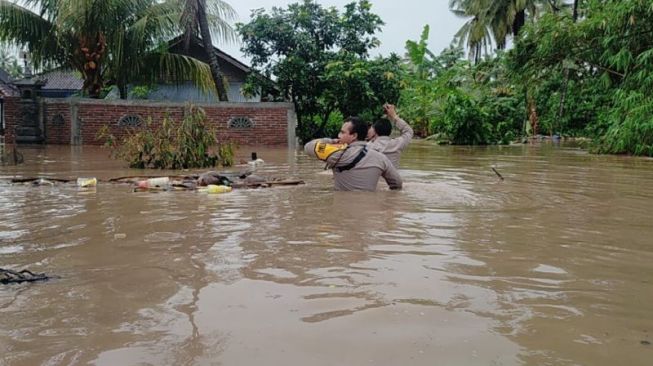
<box><xmin>40</xmin><ymin>70</ymin><xmax>83</xmax><ymax>90</ymax></box>
<box><xmin>12</xmin><ymin>69</ymin><xmax>83</xmax><ymax>91</ymax></box>
<box><xmin>168</xmin><ymin>35</ymin><xmax>251</xmax><ymax>73</ymax></box>
<box><xmin>0</xmin><ymin>82</ymin><xmax>18</xmax><ymax>97</ymax></box>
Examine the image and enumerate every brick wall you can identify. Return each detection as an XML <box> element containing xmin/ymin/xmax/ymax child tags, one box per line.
<box><xmin>2</xmin><ymin>97</ymin><xmax>18</xmax><ymax>144</ymax></box>
<box><xmin>4</xmin><ymin>98</ymin><xmax>295</xmax><ymax>146</ymax></box>
<box><xmin>43</xmin><ymin>101</ymin><xmax>71</xmax><ymax>144</ymax></box>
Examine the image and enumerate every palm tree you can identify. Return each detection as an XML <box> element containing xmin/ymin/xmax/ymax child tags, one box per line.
<box><xmin>450</xmin><ymin>0</ymin><xmax>567</xmax><ymax>61</ymax></box>
<box><xmin>0</xmin><ymin>0</ymin><xmax>214</xmax><ymax>98</ymax></box>
<box><xmin>450</xmin><ymin>0</ymin><xmax>495</xmax><ymax>63</ymax></box>
<box><xmin>104</xmin><ymin>0</ymin><xmax>216</xmax><ymax>99</ymax></box>
<box><xmin>180</xmin><ymin>0</ymin><xmax>236</xmax><ymax>101</ymax></box>
<box><xmin>572</xmin><ymin>0</ymin><xmax>580</xmax><ymax>21</ymax></box>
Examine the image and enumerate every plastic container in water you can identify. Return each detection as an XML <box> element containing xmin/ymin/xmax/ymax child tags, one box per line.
<box><xmin>247</xmin><ymin>158</ymin><xmax>265</xmax><ymax>168</ymax></box>
<box><xmin>201</xmin><ymin>185</ymin><xmax>232</xmax><ymax>194</ymax></box>
<box><xmin>77</xmin><ymin>177</ymin><xmax>97</xmax><ymax>187</ymax></box>
<box><xmin>137</xmin><ymin>177</ymin><xmax>170</xmax><ymax>189</ymax></box>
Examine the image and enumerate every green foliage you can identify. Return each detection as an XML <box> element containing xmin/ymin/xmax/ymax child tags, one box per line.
<box><xmin>399</xmin><ymin>26</ymin><xmax>449</xmax><ymax>137</ymax></box>
<box><xmin>98</xmin><ymin>106</ymin><xmax>235</xmax><ymax>169</ymax></box>
<box><xmin>129</xmin><ymin>85</ymin><xmax>154</xmax><ymax>100</ymax></box>
<box><xmin>440</xmin><ymin>92</ymin><xmax>492</xmax><ymax>145</ymax></box>
<box><xmin>593</xmin><ymin>91</ymin><xmax>653</xmax><ymax>156</ymax></box>
<box><xmin>397</xmin><ymin>0</ymin><xmax>653</xmax><ymax>154</ymax></box>
<box><xmin>509</xmin><ymin>0</ymin><xmax>653</xmax><ymax>156</ymax></box>
<box><xmin>237</xmin><ymin>0</ymin><xmax>401</xmax><ymax>142</ymax></box>
<box><xmin>323</xmin><ymin>53</ymin><xmax>403</xmax><ymax>121</ymax></box>
<box><xmin>0</xmin><ymin>46</ymin><xmax>22</xmax><ymax>78</ymax></box>
<box><xmin>450</xmin><ymin>0</ymin><xmax>567</xmax><ymax>62</ymax></box>
<box><xmin>399</xmin><ymin>26</ymin><xmax>524</xmax><ymax>145</ymax></box>
<box><xmin>0</xmin><ymin>0</ymin><xmax>224</xmax><ymax>98</ymax></box>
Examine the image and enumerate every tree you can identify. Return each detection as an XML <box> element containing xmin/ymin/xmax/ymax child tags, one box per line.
<box><xmin>509</xmin><ymin>0</ymin><xmax>653</xmax><ymax>155</ymax></box>
<box><xmin>450</xmin><ymin>0</ymin><xmax>567</xmax><ymax>61</ymax></box>
<box><xmin>0</xmin><ymin>0</ymin><xmax>214</xmax><ymax>98</ymax></box>
<box><xmin>238</xmin><ymin>0</ymin><xmax>399</xmax><ymax>141</ymax></box>
<box><xmin>0</xmin><ymin>46</ymin><xmax>22</xmax><ymax>78</ymax></box>
<box><xmin>399</xmin><ymin>25</ymin><xmax>450</xmax><ymax>136</ymax></box>
<box><xmin>180</xmin><ymin>0</ymin><xmax>237</xmax><ymax>101</ymax></box>
<box><xmin>449</xmin><ymin>0</ymin><xmax>494</xmax><ymax>63</ymax></box>
<box><xmin>323</xmin><ymin>53</ymin><xmax>403</xmax><ymax>125</ymax></box>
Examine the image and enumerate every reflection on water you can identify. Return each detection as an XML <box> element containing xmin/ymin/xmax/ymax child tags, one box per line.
<box><xmin>1</xmin><ymin>143</ymin><xmax>653</xmax><ymax>365</ymax></box>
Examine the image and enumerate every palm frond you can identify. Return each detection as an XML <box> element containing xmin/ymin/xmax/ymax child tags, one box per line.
<box><xmin>142</xmin><ymin>51</ymin><xmax>214</xmax><ymax>93</ymax></box>
<box><xmin>178</xmin><ymin>0</ymin><xmax>237</xmax><ymax>46</ymax></box>
<box><xmin>0</xmin><ymin>0</ymin><xmax>64</xmax><ymax>67</ymax></box>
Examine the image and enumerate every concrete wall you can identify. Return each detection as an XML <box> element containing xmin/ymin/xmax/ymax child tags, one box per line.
<box><xmin>3</xmin><ymin>97</ymin><xmax>296</xmax><ymax>147</ymax></box>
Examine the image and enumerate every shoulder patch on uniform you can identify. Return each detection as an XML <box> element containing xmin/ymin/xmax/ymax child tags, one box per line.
<box><xmin>314</xmin><ymin>142</ymin><xmax>347</xmax><ymax>161</ymax></box>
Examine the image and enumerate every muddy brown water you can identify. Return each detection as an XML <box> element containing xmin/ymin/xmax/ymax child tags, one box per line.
<box><xmin>1</xmin><ymin>142</ymin><xmax>653</xmax><ymax>365</ymax></box>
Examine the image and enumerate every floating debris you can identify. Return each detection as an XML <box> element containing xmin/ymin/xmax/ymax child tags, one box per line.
<box><xmin>1</xmin><ymin>268</ymin><xmax>54</xmax><ymax>285</ymax></box>
<box><xmin>492</xmin><ymin>167</ymin><xmax>504</xmax><ymax>181</ymax></box>
<box><xmin>3</xmin><ymin>171</ymin><xmax>304</xmax><ymax>191</ymax></box>
<box><xmin>76</xmin><ymin>177</ymin><xmax>98</xmax><ymax>187</ymax></box>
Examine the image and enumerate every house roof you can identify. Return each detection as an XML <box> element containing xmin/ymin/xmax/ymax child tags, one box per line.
<box><xmin>168</xmin><ymin>35</ymin><xmax>251</xmax><ymax>73</ymax></box>
<box><xmin>40</xmin><ymin>70</ymin><xmax>84</xmax><ymax>90</ymax></box>
<box><xmin>13</xmin><ymin>69</ymin><xmax>83</xmax><ymax>90</ymax></box>
<box><xmin>3</xmin><ymin>40</ymin><xmax>251</xmax><ymax>96</ymax></box>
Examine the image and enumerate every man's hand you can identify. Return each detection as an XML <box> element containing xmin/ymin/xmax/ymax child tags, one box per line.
<box><xmin>383</xmin><ymin>103</ymin><xmax>399</xmax><ymax>122</ymax></box>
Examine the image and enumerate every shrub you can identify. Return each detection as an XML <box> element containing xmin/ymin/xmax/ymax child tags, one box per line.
<box><xmin>98</xmin><ymin>105</ymin><xmax>235</xmax><ymax>169</ymax></box>
<box><xmin>439</xmin><ymin>92</ymin><xmax>493</xmax><ymax>145</ymax></box>
<box><xmin>593</xmin><ymin>92</ymin><xmax>653</xmax><ymax>156</ymax></box>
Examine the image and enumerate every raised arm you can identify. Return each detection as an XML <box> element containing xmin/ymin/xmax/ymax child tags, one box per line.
<box><xmin>384</xmin><ymin>104</ymin><xmax>414</xmax><ymax>150</ymax></box>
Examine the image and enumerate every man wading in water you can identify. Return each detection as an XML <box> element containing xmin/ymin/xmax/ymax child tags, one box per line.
<box><xmin>366</xmin><ymin>103</ymin><xmax>414</xmax><ymax>169</ymax></box>
<box><xmin>304</xmin><ymin>116</ymin><xmax>402</xmax><ymax>192</ymax></box>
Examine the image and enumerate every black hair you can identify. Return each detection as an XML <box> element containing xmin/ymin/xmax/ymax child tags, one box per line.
<box><xmin>372</xmin><ymin>119</ymin><xmax>392</xmax><ymax>137</ymax></box>
<box><xmin>344</xmin><ymin>116</ymin><xmax>369</xmax><ymax>141</ymax></box>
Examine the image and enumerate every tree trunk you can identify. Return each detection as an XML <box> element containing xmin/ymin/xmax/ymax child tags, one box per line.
<box><xmin>512</xmin><ymin>10</ymin><xmax>526</xmax><ymax>37</ymax></box>
<box><xmin>79</xmin><ymin>32</ymin><xmax>106</xmax><ymax>98</ymax></box>
<box><xmin>528</xmin><ymin>95</ymin><xmax>539</xmax><ymax>136</ymax></box>
<box><xmin>556</xmin><ymin>68</ymin><xmax>570</xmax><ymax>132</ymax></box>
<box><xmin>118</xmin><ymin>82</ymin><xmax>128</xmax><ymax>100</ymax></box>
<box><xmin>474</xmin><ymin>43</ymin><xmax>481</xmax><ymax>64</ymax></box>
<box><xmin>557</xmin><ymin>1</ymin><xmax>580</xmax><ymax>131</ymax></box>
<box><xmin>316</xmin><ymin>109</ymin><xmax>333</xmax><ymax>137</ymax></box>
<box><xmin>573</xmin><ymin>0</ymin><xmax>580</xmax><ymax>22</ymax></box>
<box><xmin>197</xmin><ymin>0</ymin><xmax>228</xmax><ymax>101</ymax></box>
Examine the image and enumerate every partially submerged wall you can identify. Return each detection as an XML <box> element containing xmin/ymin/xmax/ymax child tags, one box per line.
<box><xmin>3</xmin><ymin>98</ymin><xmax>297</xmax><ymax>147</ymax></box>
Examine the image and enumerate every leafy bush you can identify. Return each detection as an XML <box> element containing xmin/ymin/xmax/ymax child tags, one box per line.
<box><xmin>593</xmin><ymin>92</ymin><xmax>653</xmax><ymax>156</ymax></box>
<box><xmin>508</xmin><ymin>0</ymin><xmax>653</xmax><ymax>155</ymax></box>
<box><xmin>98</xmin><ymin>106</ymin><xmax>235</xmax><ymax>169</ymax></box>
<box><xmin>439</xmin><ymin>92</ymin><xmax>493</xmax><ymax>145</ymax></box>
<box><xmin>129</xmin><ymin>85</ymin><xmax>154</xmax><ymax>100</ymax></box>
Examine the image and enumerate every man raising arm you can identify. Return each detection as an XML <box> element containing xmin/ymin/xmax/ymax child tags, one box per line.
<box><xmin>305</xmin><ymin>116</ymin><xmax>402</xmax><ymax>192</ymax></box>
<box><xmin>367</xmin><ymin>104</ymin><xmax>414</xmax><ymax>168</ymax></box>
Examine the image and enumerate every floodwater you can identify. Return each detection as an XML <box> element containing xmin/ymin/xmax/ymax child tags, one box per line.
<box><xmin>1</xmin><ymin>142</ymin><xmax>652</xmax><ymax>366</ymax></box>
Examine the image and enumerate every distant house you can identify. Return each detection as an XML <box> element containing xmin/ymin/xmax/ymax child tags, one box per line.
<box><xmin>0</xmin><ymin>67</ymin><xmax>18</xmax><ymax>135</ymax></box>
<box><xmin>36</xmin><ymin>70</ymin><xmax>83</xmax><ymax>98</ymax></box>
<box><xmin>10</xmin><ymin>69</ymin><xmax>83</xmax><ymax>99</ymax></box>
<box><xmin>153</xmin><ymin>36</ymin><xmax>259</xmax><ymax>103</ymax></box>
<box><xmin>4</xmin><ymin>40</ymin><xmax>257</xmax><ymax>104</ymax></box>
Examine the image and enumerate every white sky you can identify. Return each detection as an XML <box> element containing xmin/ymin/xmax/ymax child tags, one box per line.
<box><xmin>219</xmin><ymin>0</ymin><xmax>466</xmax><ymax>64</ymax></box>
